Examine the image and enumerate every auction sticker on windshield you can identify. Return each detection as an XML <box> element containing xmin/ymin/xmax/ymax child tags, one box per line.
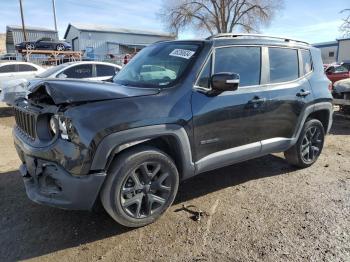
<box><xmin>169</xmin><ymin>49</ymin><xmax>195</xmax><ymax>59</ymax></box>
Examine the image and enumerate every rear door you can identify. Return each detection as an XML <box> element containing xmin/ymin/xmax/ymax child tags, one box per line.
<box><xmin>262</xmin><ymin>47</ymin><xmax>313</xmax><ymax>146</ymax></box>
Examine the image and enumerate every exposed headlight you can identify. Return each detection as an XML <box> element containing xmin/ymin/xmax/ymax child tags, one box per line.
<box><xmin>58</xmin><ymin>117</ymin><xmax>69</xmax><ymax>140</ymax></box>
<box><xmin>49</xmin><ymin>116</ymin><xmax>59</xmax><ymax>136</ymax></box>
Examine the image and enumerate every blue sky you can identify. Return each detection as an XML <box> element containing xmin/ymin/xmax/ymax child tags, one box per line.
<box><xmin>0</xmin><ymin>0</ymin><xmax>348</xmax><ymax>44</ymax></box>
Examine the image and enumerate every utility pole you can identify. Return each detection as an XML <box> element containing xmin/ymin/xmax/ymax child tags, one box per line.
<box><xmin>52</xmin><ymin>0</ymin><xmax>58</xmax><ymax>33</ymax></box>
<box><xmin>19</xmin><ymin>0</ymin><xmax>27</xmax><ymax>41</ymax></box>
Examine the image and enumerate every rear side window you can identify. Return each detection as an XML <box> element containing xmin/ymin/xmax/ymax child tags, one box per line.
<box><xmin>301</xmin><ymin>50</ymin><xmax>312</xmax><ymax>75</ymax></box>
<box><xmin>96</xmin><ymin>65</ymin><xmax>118</xmax><ymax>77</ymax></box>
<box><xmin>62</xmin><ymin>64</ymin><xmax>93</xmax><ymax>78</ymax></box>
<box><xmin>17</xmin><ymin>64</ymin><xmax>37</xmax><ymax>72</ymax></box>
<box><xmin>214</xmin><ymin>47</ymin><xmax>261</xmax><ymax>87</ymax></box>
<box><xmin>0</xmin><ymin>64</ymin><xmax>16</xmax><ymax>73</ymax></box>
<box><xmin>269</xmin><ymin>48</ymin><xmax>299</xmax><ymax>83</ymax></box>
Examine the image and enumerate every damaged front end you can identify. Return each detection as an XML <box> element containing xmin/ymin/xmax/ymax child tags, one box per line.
<box><xmin>12</xmin><ymin>81</ymin><xmax>108</xmax><ymax>210</ymax></box>
<box><xmin>13</xmin><ymin>79</ymin><xmax>160</xmax><ymax>210</ymax></box>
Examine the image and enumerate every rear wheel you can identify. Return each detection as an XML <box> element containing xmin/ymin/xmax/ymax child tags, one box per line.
<box><xmin>100</xmin><ymin>146</ymin><xmax>179</xmax><ymax>227</ymax></box>
<box><xmin>284</xmin><ymin>119</ymin><xmax>325</xmax><ymax>168</ymax></box>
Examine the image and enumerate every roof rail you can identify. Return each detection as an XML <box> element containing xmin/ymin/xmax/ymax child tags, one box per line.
<box><xmin>206</xmin><ymin>33</ymin><xmax>310</xmax><ymax>45</ymax></box>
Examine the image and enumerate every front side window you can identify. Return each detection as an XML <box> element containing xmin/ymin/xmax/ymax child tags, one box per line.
<box><xmin>301</xmin><ymin>49</ymin><xmax>312</xmax><ymax>75</ymax></box>
<box><xmin>269</xmin><ymin>48</ymin><xmax>299</xmax><ymax>83</ymax></box>
<box><xmin>62</xmin><ymin>64</ymin><xmax>93</xmax><ymax>78</ymax></box>
<box><xmin>96</xmin><ymin>65</ymin><xmax>118</xmax><ymax>77</ymax></box>
<box><xmin>0</xmin><ymin>64</ymin><xmax>16</xmax><ymax>73</ymax></box>
<box><xmin>114</xmin><ymin>43</ymin><xmax>200</xmax><ymax>88</ymax></box>
<box><xmin>18</xmin><ymin>64</ymin><xmax>37</xmax><ymax>72</ymax></box>
<box><xmin>214</xmin><ymin>47</ymin><xmax>261</xmax><ymax>87</ymax></box>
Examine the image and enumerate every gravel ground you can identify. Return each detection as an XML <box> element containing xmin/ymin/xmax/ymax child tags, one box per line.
<box><xmin>0</xmin><ymin>103</ymin><xmax>349</xmax><ymax>262</ymax></box>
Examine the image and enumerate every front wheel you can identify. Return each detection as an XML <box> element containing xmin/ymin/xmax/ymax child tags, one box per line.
<box><xmin>100</xmin><ymin>146</ymin><xmax>179</xmax><ymax>227</ymax></box>
<box><xmin>284</xmin><ymin>119</ymin><xmax>325</xmax><ymax>168</ymax></box>
<box><xmin>25</xmin><ymin>43</ymin><xmax>35</xmax><ymax>50</ymax></box>
<box><xmin>56</xmin><ymin>44</ymin><xmax>65</xmax><ymax>51</ymax></box>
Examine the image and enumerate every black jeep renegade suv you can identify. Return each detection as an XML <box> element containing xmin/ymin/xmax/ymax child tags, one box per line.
<box><xmin>13</xmin><ymin>34</ymin><xmax>333</xmax><ymax>227</ymax></box>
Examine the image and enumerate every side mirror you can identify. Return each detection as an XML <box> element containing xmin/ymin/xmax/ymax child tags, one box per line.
<box><xmin>57</xmin><ymin>73</ymin><xmax>67</xmax><ymax>79</ymax></box>
<box><xmin>210</xmin><ymin>73</ymin><xmax>240</xmax><ymax>94</ymax></box>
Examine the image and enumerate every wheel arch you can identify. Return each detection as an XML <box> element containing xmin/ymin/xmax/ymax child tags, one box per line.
<box><xmin>307</xmin><ymin>109</ymin><xmax>331</xmax><ymax>133</ymax></box>
<box><xmin>90</xmin><ymin>124</ymin><xmax>195</xmax><ymax>180</ymax></box>
<box><xmin>294</xmin><ymin>102</ymin><xmax>332</xmax><ymax>137</ymax></box>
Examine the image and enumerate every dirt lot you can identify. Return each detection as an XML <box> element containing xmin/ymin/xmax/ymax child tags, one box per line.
<box><xmin>0</xmin><ymin>102</ymin><xmax>349</xmax><ymax>262</ymax></box>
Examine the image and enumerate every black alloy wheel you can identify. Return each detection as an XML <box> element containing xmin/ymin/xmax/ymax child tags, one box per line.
<box><xmin>121</xmin><ymin>161</ymin><xmax>172</xmax><ymax>218</ymax></box>
<box><xmin>284</xmin><ymin>119</ymin><xmax>325</xmax><ymax>168</ymax></box>
<box><xmin>100</xmin><ymin>146</ymin><xmax>179</xmax><ymax>227</ymax></box>
<box><xmin>300</xmin><ymin>125</ymin><xmax>323</xmax><ymax>163</ymax></box>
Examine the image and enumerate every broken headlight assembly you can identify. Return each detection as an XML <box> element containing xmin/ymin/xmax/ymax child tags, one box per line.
<box><xmin>37</xmin><ymin>114</ymin><xmax>74</xmax><ymax>141</ymax></box>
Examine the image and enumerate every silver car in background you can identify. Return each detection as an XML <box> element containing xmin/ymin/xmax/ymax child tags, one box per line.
<box><xmin>0</xmin><ymin>61</ymin><xmax>122</xmax><ymax>103</ymax></box>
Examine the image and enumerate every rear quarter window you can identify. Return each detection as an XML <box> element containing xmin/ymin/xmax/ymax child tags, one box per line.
<box><xmin>268</xmin><ymin>48</ymin><xmax>299</xmax><ymax>83</ymax></box>
<box><xmin>301</xmin><ymin>50</ymin><xmax>313</xmax><ymax>75</ymax></box>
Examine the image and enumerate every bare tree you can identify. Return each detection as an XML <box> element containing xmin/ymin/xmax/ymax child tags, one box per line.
<box><xmin>160</xmin><ymin>0</ymin><xmax>283</xmax><ymax>36</ymax></box>
<box><xmin>340</xmin><ymin>9</ymin><xmax>350</xmax><ymax>37</ymax></box>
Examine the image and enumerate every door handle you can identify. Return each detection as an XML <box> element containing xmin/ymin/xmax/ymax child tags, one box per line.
<box><xmin>247</xmin><ymin>96</ymin><xmax>266</xmax><ymax>109</ymax></box>
<box><xmin>249</xmin><ymin>96</ymin><xmax>266</xmax><ymax>104</ymax></box>
<box><xmin>296</xmin><ymin>89</ymin><xmax>311</xmax><ymax>97</ymax></box>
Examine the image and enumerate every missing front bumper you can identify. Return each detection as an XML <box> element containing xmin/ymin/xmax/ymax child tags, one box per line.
<box><xmin>19</xmin><ymin>156</ymin><xmax>106</xmax><ymax>210</ymax></box>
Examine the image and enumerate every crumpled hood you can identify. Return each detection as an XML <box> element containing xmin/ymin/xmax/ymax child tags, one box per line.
<box><xmin>28</xmin><ymin>79</ymin><xmax>160</xmax><ymax>105</ymax></box>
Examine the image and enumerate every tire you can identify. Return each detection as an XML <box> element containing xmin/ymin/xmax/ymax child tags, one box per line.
<box><xmin>100</xmin><ymin>146</ymin><xmax>179</xmax><ymax>227</ymax></box>
<box><xmin>25</xmin><ymin>43</ymin><xmax>35</xmax><ymax>50</ymax></box>
<box><xmin>56</xmin><ymin>44</ymin><xmax>65</xmax><ymax>51</ymax></box>
<box><xmin>284</xmin><ymin>119</ymin><xmax>325</xmax><ymax>168</ymax></box>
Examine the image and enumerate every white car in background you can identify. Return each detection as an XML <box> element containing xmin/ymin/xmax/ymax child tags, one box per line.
<box><xmin>0</xmin><ymin>62</ymin><xmax>44</xmax><ymax>91</ymax></box>
<box><xmin>0</xmin><ymin>61</ymin><xmax>122</xmax><ymax>103</ymax></box>
<box><xmin>36</xmin><ymin>61</ymin><xmax>121</xmax><ymax>81</ymax></box>
<box><xmin>140</xmin><ymin>65</ymin><xmax>177</xmax><ymax>82</ymax></box>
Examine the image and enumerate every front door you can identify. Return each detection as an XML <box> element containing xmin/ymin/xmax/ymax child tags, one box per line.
<box><xmin>192</xmin><ymin>46</ymin><xmax>270</xmax><ymax>167</ymax></box>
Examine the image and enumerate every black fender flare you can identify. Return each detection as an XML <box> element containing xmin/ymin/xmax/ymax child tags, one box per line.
<box><xmin>293</xmin><ymin>101</ymin><xmax>333</xmax><ymax>140</ymax></box>
<box><xmin>90</xmin><ymin>124</ymin><xmax>195</xmax><ymax>179</ymax></box>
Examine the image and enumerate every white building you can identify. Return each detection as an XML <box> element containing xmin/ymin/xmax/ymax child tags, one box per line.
<box><xmin>64</xmin><ymin>23</ymin><xmax>176</xmax><ymax>60</ymax></box>
<box><xmin>313</xmin><ymin>38</ymin><xmax>350</xmax><ymax>64</ymax></box>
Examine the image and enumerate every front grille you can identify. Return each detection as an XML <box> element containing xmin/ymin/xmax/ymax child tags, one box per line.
<box><xmin>14</xmin><ymin>108</ymin><xmax>37</xmax><ymax>140</ymax></box>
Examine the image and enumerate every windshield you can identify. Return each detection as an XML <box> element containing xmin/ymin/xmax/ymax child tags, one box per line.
<box><xmin>113</xmin><ymin>42</ymin><xmax>200</xmax><ymax>88</ymax></box>
<box><xmin>36</xmin><ymin>63</ymin><xmax>69</xmax><ymax>78</ymax></box>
